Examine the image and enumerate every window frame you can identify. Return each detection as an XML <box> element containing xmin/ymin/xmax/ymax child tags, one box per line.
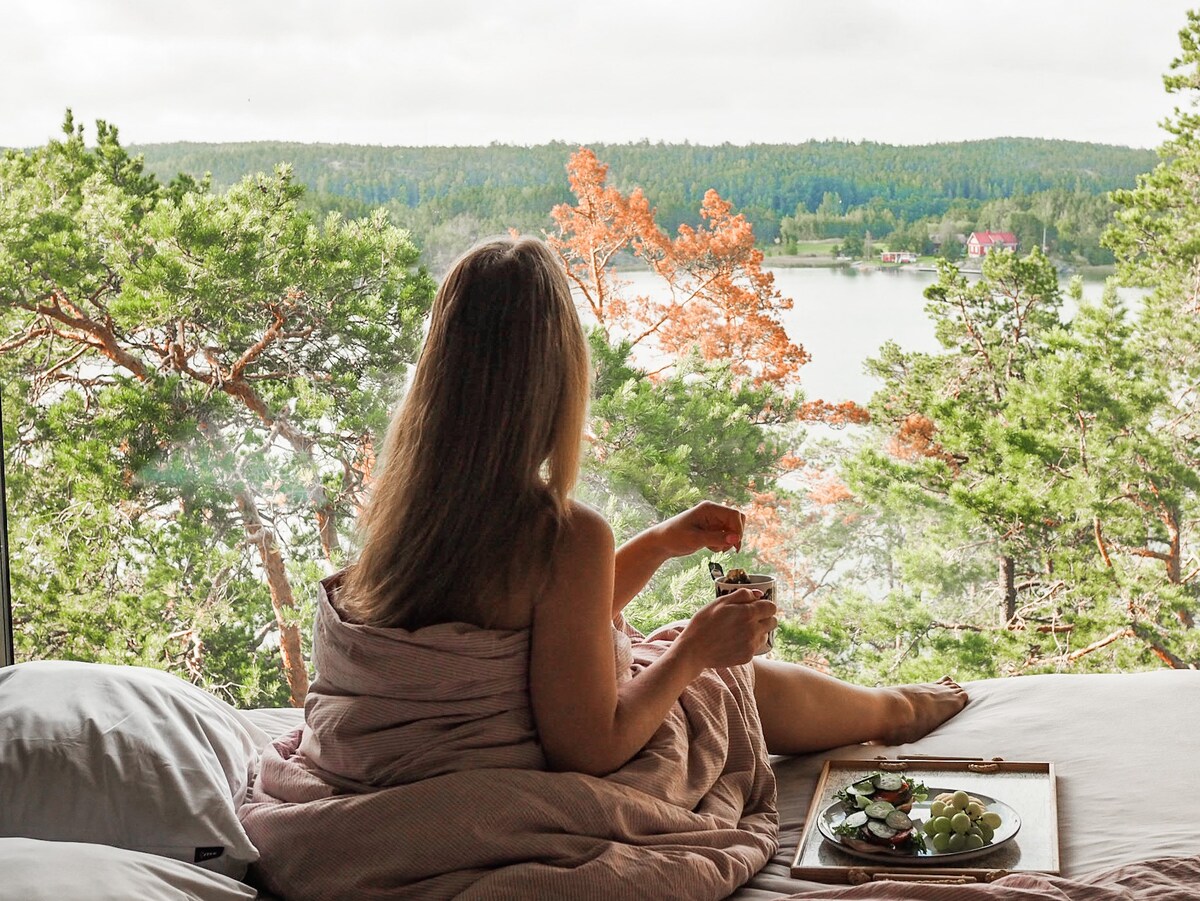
<box><xmin>1</xmin><ymin>393</ymin><xmax>14</xmax><ymax>668</ymax></box>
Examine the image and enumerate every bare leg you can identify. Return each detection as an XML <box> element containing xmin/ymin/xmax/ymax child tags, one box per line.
<box><xmin>751</xmin><ymin>658</ymin><xmax>968</xmax><ymax>756</ymax></box>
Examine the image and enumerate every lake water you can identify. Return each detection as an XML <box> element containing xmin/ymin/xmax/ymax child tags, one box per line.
<box><xmin>621</xmin><ymin>267</ymin><xmax>1142</xmax><ymax>405</ymax></box>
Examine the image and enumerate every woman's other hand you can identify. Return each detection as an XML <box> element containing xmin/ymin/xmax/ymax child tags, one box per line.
<box><xmin>656</xmin><ymin>501</ymin><xmax>745</xmax><ymax>558</ymax></box>
<box><xmin>674</xmin><ymin>588</ymin><xmax>777</xmax><ymax>669</ymax></box>
<box><xmin>644</xmin><ymin>619</ymin><xmax>689</xmax><ymax>642</ymax></box>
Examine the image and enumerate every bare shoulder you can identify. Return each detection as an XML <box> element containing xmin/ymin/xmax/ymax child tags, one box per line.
<box><xmin>554</xmin><ymin>501</ymin><xmax>614</xmax><ymax>563</ymax></box>
<box><xmin>564</xmin><ymin>500</ymin><xmax>613</xmax><ymax>542</ymax></box>
<box><xmin>548</xmin><ymin>501</ymin><xmax>614</xmax><ymax>584</ymax></box>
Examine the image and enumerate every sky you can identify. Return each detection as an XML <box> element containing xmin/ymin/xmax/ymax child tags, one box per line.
<box><xmin>1</xmin><ymin>1</ymin><xmax>1194</xmax><ymax>149</ymax></box>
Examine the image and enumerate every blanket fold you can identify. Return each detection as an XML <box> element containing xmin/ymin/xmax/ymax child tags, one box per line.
<box><xmin>239</xmin><ymin>579</ymin><xmax>778</xmax><ymax>900</ymax></box>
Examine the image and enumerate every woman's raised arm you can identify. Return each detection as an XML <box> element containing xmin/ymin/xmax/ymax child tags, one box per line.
<box><xmin>611</xmin><ymin>501</ymin><xmax>746</xmax><ymax>618</ymax></box>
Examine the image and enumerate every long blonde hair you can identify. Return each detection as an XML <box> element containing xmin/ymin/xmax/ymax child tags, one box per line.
<box><xmin>343</xmin><ymin>237</ymin><xmax>591</xmax><ymax>629</ymax></box>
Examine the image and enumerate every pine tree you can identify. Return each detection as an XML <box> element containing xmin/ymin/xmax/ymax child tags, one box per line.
<box><xmin>0</xmin><ymin>114</ymin><xmax>435</xmax><ymax>704</ymax></box>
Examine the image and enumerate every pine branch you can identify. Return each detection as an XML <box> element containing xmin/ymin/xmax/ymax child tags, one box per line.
<box><xmin>0</xmin><ymin>325</ymin><xmax>55</xmax><ymax>354</ymax></box>
<box><xmin>1066</xmin><ymin>628</ymin><xmax>1133</xmax><ymax>662</ymax></box>
<box><xmin>230</xmin><ymin>306</ymin><xmax>287</xmax><ymax>381</ymax></box>
<box><xmin>1130</xmin><ymin>623</ymin><xmax>1197</xmax><ymax>669</ymax></box>
<box><xmin>929</xmin><ymin>621</ymin><xmax>985</xmax><ymax>632</ymax></box>
<box><xmin>1036</xmin><ymin>623</ymin><xmax>1074</xmax><ymax>634</ymax></box>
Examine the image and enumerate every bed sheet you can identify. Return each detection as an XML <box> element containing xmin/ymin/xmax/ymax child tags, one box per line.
<box><xmin>243</xmin><ymin>670</ymin><xmax>1199</xmax><ymax>899</ymax></box>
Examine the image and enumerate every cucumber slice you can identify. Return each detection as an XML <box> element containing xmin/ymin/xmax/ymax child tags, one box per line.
<box><xmin>842</xmin><ymin>811</ymin><xmax>868</xmax><ymax>829</ymax></box>
<box><xmin>866</xmin><ymin>820</ymin><xmax>898</xmax><ymax>840</ymax></box>
<box><xmin>851</xmin><ymin>779</ymin><xmax>876</xmax><ymax>795</ymax></box>
<box><xmin>864</xmin><ymin>801</ymin><xmax>896</xmax><ymax>820</ymax></box>
<box><xmin>884</xmin><ymin>810</ymin><xmax>913</xmax><ymax>831</ymax></box>
<box><xmin>874</xmin><ymin>773</ymin><xmax>905</xmax><ymax>792</ymax></box>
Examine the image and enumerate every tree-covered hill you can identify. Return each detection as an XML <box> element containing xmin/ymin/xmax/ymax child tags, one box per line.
<box><xmin>130</xmin><ymin>138</ymin><xmax>1157</xmax><ymax>243</ymax></box>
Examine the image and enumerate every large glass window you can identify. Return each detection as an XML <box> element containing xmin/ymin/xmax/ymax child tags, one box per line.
<box><xmin>4</xmin><ymin>119</ymin><xmax>1196</xmax><ymax>704</ymax></box>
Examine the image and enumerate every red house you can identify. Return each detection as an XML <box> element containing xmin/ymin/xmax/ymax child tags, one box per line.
<box><xmin>966</xmin><ymin>231</ymin><xmax>1018</xmax><ymax>257</ymax></box>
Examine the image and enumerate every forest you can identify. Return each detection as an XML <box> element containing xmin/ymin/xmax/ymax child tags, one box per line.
<box><xmin>130</xmin><ymin>137</ymin><xmax>1156</xmax><ymax>273</ymax></box>
<box><xmin>1</xmin><ymin>16</ymin><xmax>1197</xmax><ymax>706</ymax></box>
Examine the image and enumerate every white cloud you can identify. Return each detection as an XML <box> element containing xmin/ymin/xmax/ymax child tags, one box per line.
<box><xmin>0</xmin><ymin>0</ymin><xmax>1188</xmax><ymax>148</ymax></box>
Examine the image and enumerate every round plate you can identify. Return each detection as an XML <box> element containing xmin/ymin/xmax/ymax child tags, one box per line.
<box><xmin>817</xmin><ymin>786</ymin><xmax>1021</xmax><ymax>864</ymax></box>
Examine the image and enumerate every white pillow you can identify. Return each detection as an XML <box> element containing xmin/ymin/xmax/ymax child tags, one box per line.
<box><xmin>0</xmin><ymin>661</ymin><xmax>271</xmax><ymax>879</ymax></box>
<box><xmin>0</xmin><ymin>837</ymin><xmax>258</xmax><ymax>901</ymax></box>
<box><xmin>241</xmin><ymin>705</ymin><xmax>305</xmax><ymax>739</ymax></box>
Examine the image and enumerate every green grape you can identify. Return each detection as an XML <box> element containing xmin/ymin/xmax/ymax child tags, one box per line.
<box><xmin>950</xmin><ymin>812</ymin><xmax>972</xmax><ymax>834</ymax></box>
<box><xmin>932</xmin><ymin>832</ymin><xmax>951</xmax><ymax>852</ymax></box>
<box><xmin>967</xmin><ymin>802</ymin><xmax>984</xmax><ymax>818</ymax></box>
<box><xmin>923</xmin><ymin>819</ymin><xmax>937</xmax><ymax>836</ymax></box>
<box><xmin>931</xmin><ymin>817</ymin><xmax>952</xmax><ymax>834</ymax></box>
<box><xmin>980</xmin><ymin>811</ymin><xmax>1002</xmax><ymax>830</ymax></box>
<box><xmin>947</xmin><ymin>832</ymin><xmax>966</xmax><ymax>852</ymax></box>
<box><xmin>964</xmin><ymin>834</ymin><xmax>985</xmax><ymax>851</ymax></box>
<box><xmin>929</xmin><ymin>801</ymin><xmax>946</xmax><ymax>818</ymax></box>
<box><xmin>950</xmin><ymin>790</ymin><xmax>970</xmax><ymax>811</ymax></box>
<box><xmin>978</xmin><ymin>822</ymin><xmax>995</xmax><ymax>843</ymax></box>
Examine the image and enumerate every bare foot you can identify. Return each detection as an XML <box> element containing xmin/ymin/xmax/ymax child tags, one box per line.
<box><xmin>880</xmin><ymin>676</ymin><xmax>969</xmax><ymax>745</ymax></box>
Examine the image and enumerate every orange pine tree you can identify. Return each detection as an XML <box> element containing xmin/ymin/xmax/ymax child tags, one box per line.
<box><xmin>548</xmin><ymin>148</ymin><xmax>811</xmax><ymax>390</ymax></box>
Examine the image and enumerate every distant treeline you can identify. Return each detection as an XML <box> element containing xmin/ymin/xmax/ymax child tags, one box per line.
<box><xmin>130</xmin><ymin>139</ymin><xmax>1157</xmax><ymax>268</ymax></box>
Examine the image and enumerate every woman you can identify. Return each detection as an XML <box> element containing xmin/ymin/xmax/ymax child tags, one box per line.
<box><xmin>340</xmin><ymin>235</ymin><xmax>965</xmax><ymax>776</ymax></box>
<box><xmin>242</xmin><ymin>237</ymin><xmax>966</xmax><ymax>899</ymax></box>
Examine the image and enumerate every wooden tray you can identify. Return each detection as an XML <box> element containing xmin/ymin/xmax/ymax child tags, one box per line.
<box><xmin>791</xmin><ymin>756</ymin><xmax>1059</xmax><ymax>885</ymax></box>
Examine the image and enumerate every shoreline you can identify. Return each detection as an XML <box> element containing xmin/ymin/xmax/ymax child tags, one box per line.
<box><xmin>615</xmin><ymin>253</ymin><xmax>1117</xmax><ymax>279</ymax></box>
<box><xmin>760</xmin><ymin>254</ymin><xmax>848</xmax><ymax>269</ymax></box>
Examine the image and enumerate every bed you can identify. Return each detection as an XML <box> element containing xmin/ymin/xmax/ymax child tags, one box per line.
<box><xmin>1</xmin><ymin>661</ymin><xmax>1196</xmax><ymax>899</ymax></box>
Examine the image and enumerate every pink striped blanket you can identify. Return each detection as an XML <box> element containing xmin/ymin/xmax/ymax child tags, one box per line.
<box><xmin>238</xmin><ymin>580</ymin><xmax>778</xmax><ymax>900</ymax></box>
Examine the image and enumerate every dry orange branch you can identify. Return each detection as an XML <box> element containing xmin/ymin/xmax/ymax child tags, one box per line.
<box><xmin>547</xmin><ymin>148</ymin><xmax>810</xmax><ymax>390</ymax></box>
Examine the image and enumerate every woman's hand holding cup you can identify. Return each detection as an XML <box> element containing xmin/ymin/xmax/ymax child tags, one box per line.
<box><xmin>714</xmin><ymin>573</ymin><xmax>777</xmax><ymax>656</ymax></box>
<box><xmin>675</xmin><ymin>587</ymin><xmax>778</xmax><ymax>669</ymax></box>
